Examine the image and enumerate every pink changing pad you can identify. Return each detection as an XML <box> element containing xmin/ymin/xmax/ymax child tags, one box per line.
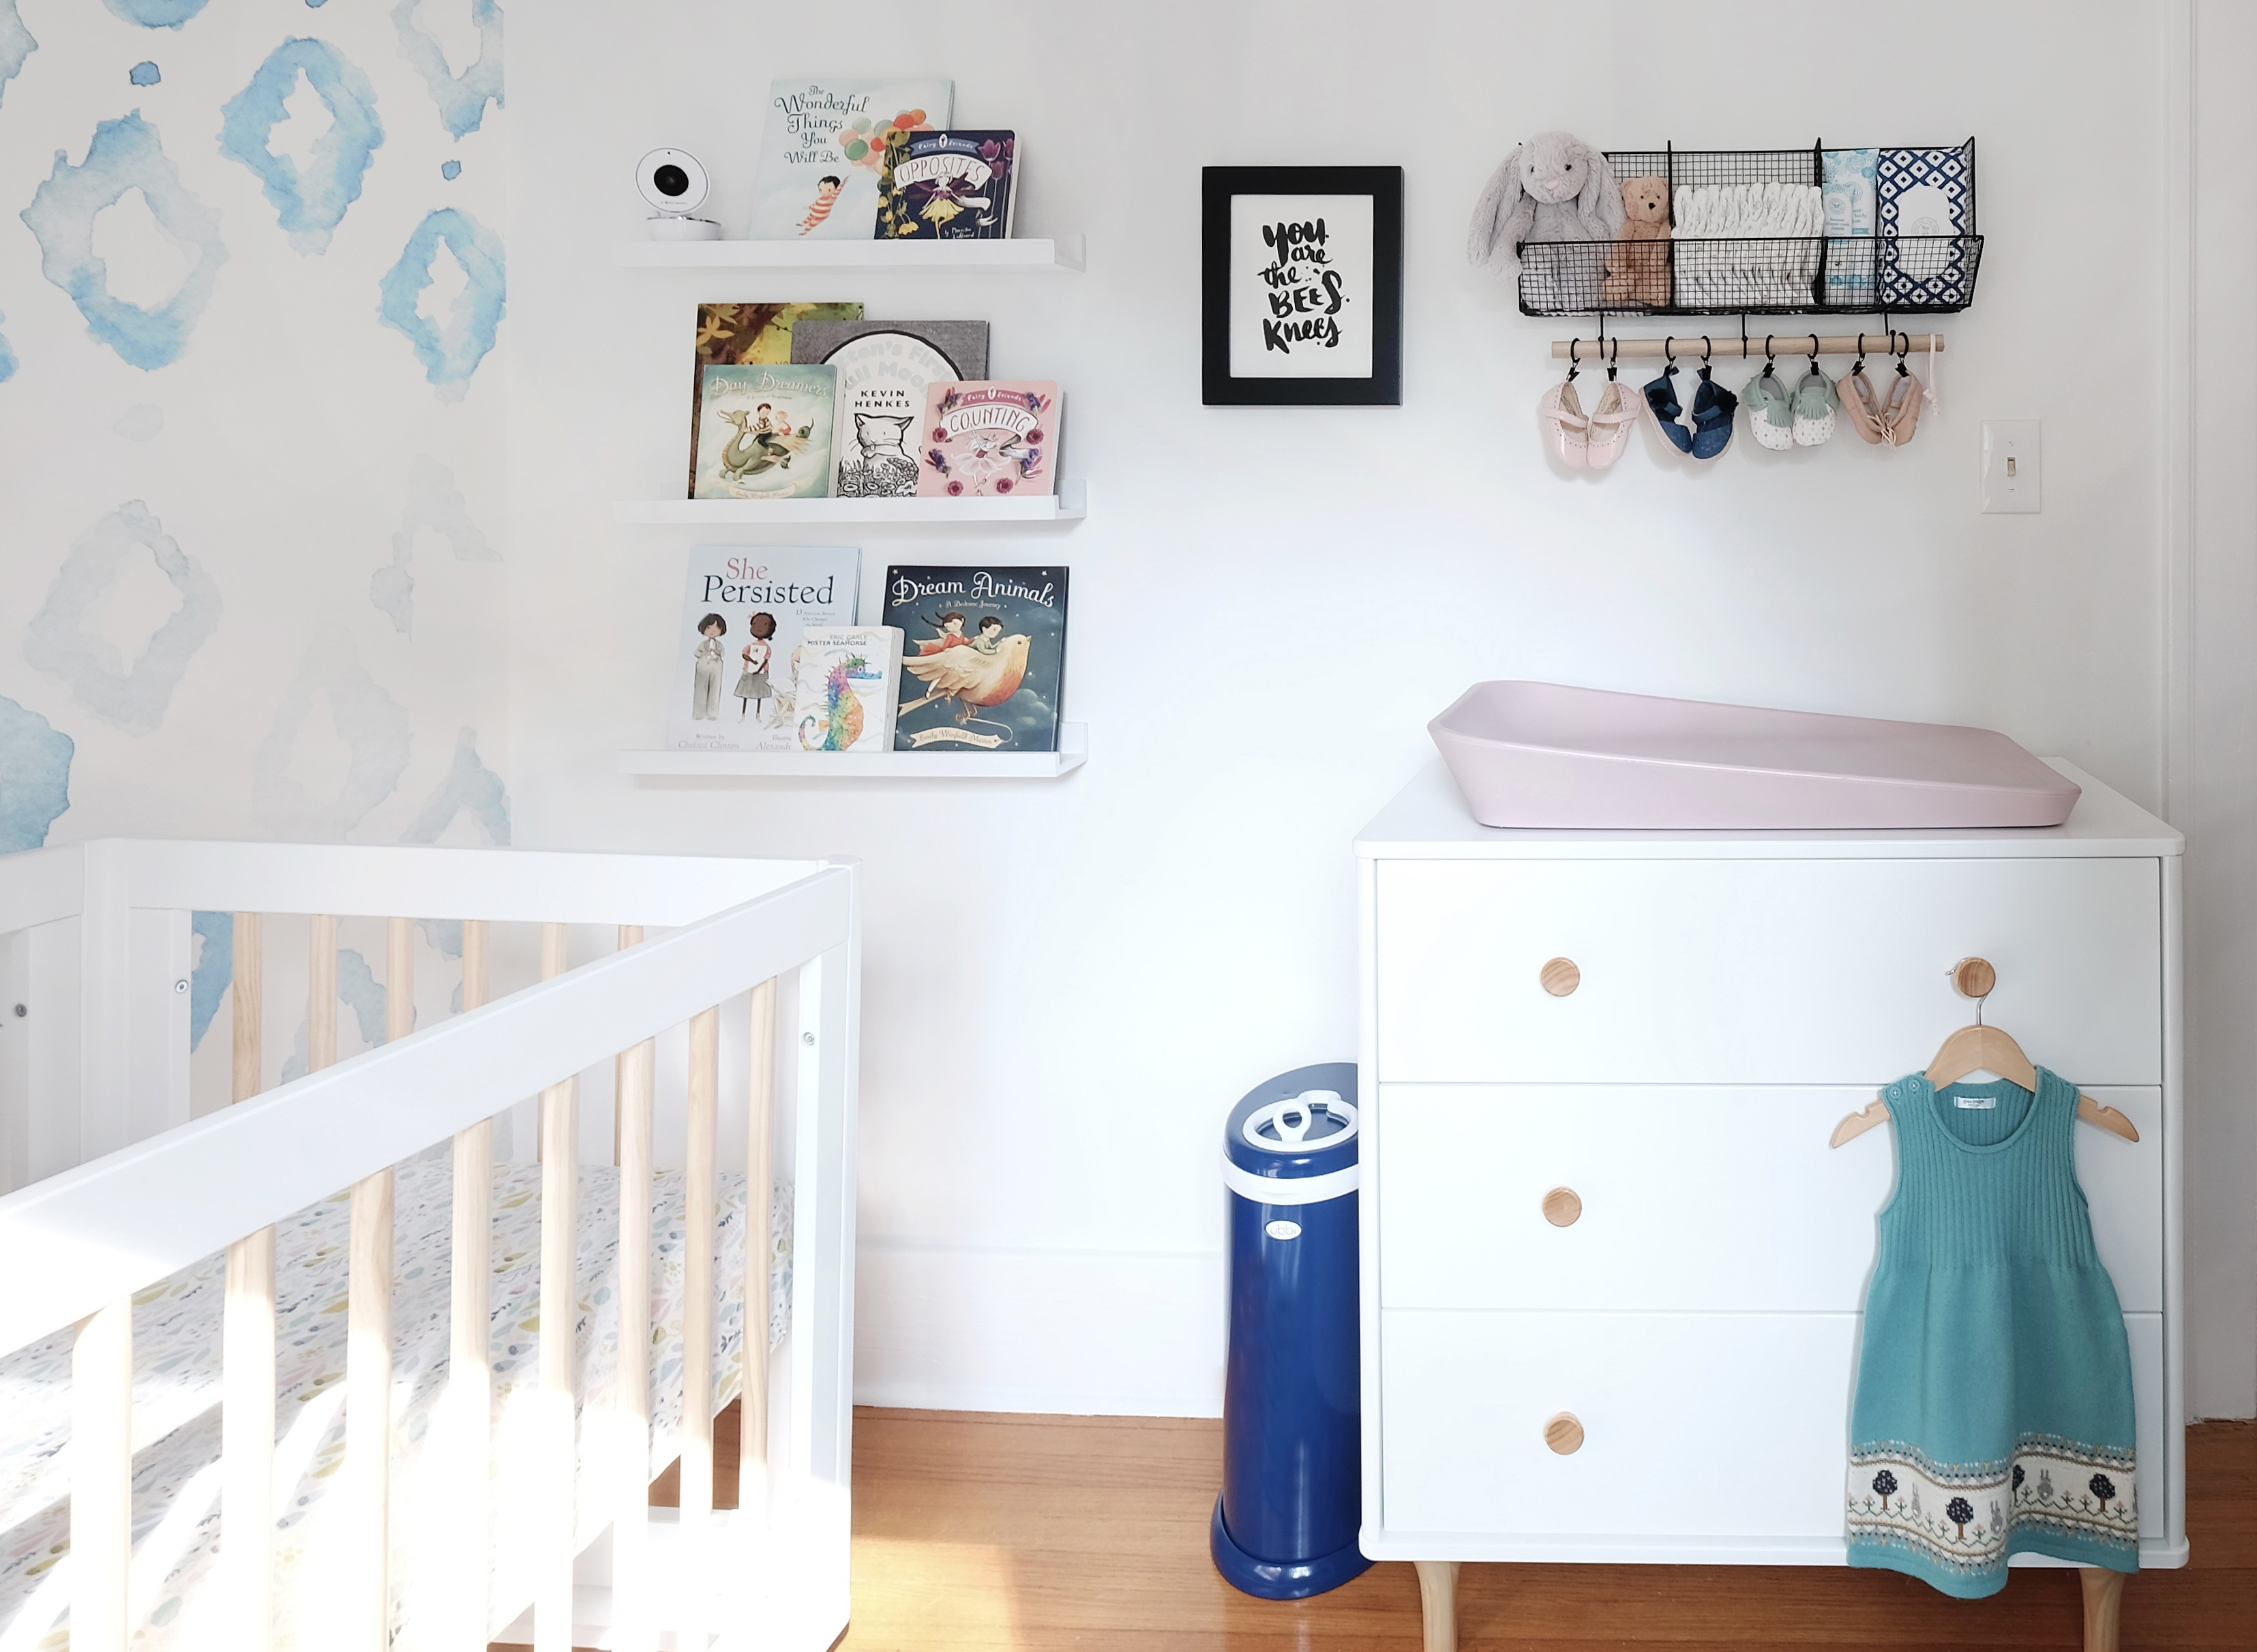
<box><xmin>1429</xmin><ymin>681</ymin><xmax>2081</xmax><ymax>830</ymax></box>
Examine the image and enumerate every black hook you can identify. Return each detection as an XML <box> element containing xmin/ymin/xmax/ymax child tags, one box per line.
<box><xmin>1893</xmin><ymin>330</ymin><xmax>1911</xmax><ymax>376</ymax></box>
<box><xmin>1698</xmin><ymin>335</ymin><xmax>1714</xmax><ymax>380</ymax></box>
<box><xmin>1567</xmin><ymin>337</ymin><xmax>1581</xmax><ymax>381</ymax></box>
<box><xmin>1606</xmin><ymin>335</ymin><xmax>1620</xmax><ymax>381</ymax></box>
<box><xmin>1853</xmin><ymin>331</ymin><xmax>1868</xmax><ymax>374</ymax></box>
<box><xmin>1663</xmin><ymin>335</ymin><xmax>1679</xmax><ymax>378</ymax></box>
<box><xmin>1763</xmin><ymin>333</ymin><xmax>1776</xmax><ymax>378</ymax></box>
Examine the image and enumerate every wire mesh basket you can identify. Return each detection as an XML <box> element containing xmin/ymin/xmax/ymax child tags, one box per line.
<box><xmin>1515</xmin><ymin>140</ymin><xmax>1981</xmax><ymax>318</ymax></box>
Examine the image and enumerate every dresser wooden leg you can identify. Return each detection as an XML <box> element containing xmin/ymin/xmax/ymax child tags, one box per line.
<box><xmin>2080</xmin><ymin>1566</ymin><xmax>2125</xmax><ymax>1652</ymax></box>
<box><xmin>1414</xmin><ymin>1560</ymin><xmax>1459</xmax><ymax>1652</ymax></box>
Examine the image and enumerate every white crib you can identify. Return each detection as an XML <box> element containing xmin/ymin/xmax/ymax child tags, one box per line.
<box><xmin>0</xmin><ymin>839</ymin><xmax>861</xmax><ymax>1652</ymax></box>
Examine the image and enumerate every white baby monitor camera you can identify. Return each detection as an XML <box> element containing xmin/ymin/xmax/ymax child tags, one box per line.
<box><xmin>636</xmin><ymin>149</ymin><xmax>721</xmax><ymax>241</ymax></box>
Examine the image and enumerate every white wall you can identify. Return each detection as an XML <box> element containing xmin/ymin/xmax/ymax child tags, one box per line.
<box><xmin>3</xmin><ymin>1</ymin><xmax>2245</xmax><ymax>1422</ymax></box>
<box><xmin>509</xmin><ymin>0</ymin><xmax>2256</xmax><ymax>1418</ymax></box>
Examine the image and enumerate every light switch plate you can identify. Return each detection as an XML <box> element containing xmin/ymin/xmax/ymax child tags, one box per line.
<box><xmin>1981</xmin><ymin>420</ymin><xmax>2042</xmax><ymax>513</ymax></box>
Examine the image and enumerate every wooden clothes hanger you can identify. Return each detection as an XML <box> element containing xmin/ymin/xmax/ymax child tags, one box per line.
<box><xmin>1830</xmin><ymin>959</ymin><xmax>2140</xmax><ymax>1147</ymax></box>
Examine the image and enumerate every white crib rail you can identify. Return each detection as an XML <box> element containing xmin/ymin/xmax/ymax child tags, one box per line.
<box><xmin>0</xmin><ymin>839</ymin><xmax>861</xmax><ymax>1652</ymax></box>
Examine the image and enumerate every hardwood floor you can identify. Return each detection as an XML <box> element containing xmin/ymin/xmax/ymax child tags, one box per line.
<box><xmin>505</xmin><ymin>1408</ymin><xmax>2254</xmax><ymax>1649</ymax></box>
<box><xmin>842</xmin><ymin>1411</ymin><xmax>2257</xmax><ymax>1650</ymax></box>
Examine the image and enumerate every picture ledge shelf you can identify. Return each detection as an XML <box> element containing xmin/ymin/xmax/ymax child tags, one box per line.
<box><xmin>614</xmin><ymin>235</ymin><xmax>1084</xmax><ymax>271</ymax></box>
<box><xmin>621</xmin><ymin>723</ymin><xmax>1087</xmax><ymax>779</ymax></box>
<box><xmin>616</xmin><ymin>479</ymin><xmax>1087</xmax><ymax>526</ymax></box>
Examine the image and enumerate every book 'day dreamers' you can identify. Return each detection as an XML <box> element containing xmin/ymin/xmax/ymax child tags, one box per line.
<box><xmin>882</xmin><ymin>565</ymin><xmax>1069</xmax><ymax>752</ymax></box>
<box><xmin>749</xmin><ymin>78</ymin><xmax>953</xmax><ymax>240</ymax></box>
<box><xmin>917</xmin><ymin>382</ymin><xmax>1059</xmax><ymax>498</ymax></box>
<box><xmin>692</xmin><ymin>362</ymin><xmax>837</xmax><ymax>500</ymax></box>
<box><xmin>670</xmin><ymin>547</ymin><xmax>859</xmax><ymax>753</ymax></box>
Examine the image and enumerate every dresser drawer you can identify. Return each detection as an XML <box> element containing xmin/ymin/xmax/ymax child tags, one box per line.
<box><xmin>1376</xmin><ymin>1085</ymin><xmax>2164</xmax><ymax>1313</ymax></box>
<box><xmin>1373</xmin><ymin>857</ymin><xmax>2162</xmax><ymax>1085</ymax></box>
<box><xmin>1378</xmin><ymin>1310</ymin><xmax>2166</xmax><ymax>1542</ymax></box>
<box><xmin>1381</xmin><ymin>1309</ymin><xmax>1860</xmax><ymax>1537</ymax></box>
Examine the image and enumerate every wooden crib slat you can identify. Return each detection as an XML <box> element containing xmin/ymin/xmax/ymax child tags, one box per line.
<box><xmin>612</xmin><ymin>927</ymin><xmax>657</xmax><ymax>1652</ymax></box>
<box><xmin>536</xmin><ymin>921</ymin><xmax>578</xmax><ymax>1652</ymax></box>
<box><xmin>680</xmin><ymin>1004</ymin><xmax>721</xmax><ymax>1638</ymax></box>
<box><xmin>347</xmin><ymin>1169</ymin><xmax>393</xmax><ymax>1652</ymax></box>
<box><xmin>222</xmin><ymin>907</ymin><xmax>275</xmax><ymax>1651</ymax></box>
<box><xmin>449</xmin><ymin>919</ymin><xmax>493</xmax><ymax>1652</ymax></box>
<box><xmin>308</xmin><ymin>914</ymin><xmax>338</xmax><ymax>1072</ymax></box>
<box><xmin>71</xmin><ymin>1297</ymin><xmax>133</xmax><ymax>1652</ymax></box>
<box><xmin>342</xmin><ymin>920</ymin><xmax>410</xmax><ymax>1652</ymax></box>
<box><xmin>230</xmin><ymin>911</ymin><xmax>263</xmax><ymax>1102</ymax></box>
<box><xmin>744</xmin><ymin>977</ymin><xmax>777</xmax><ymax>1516</ymax></box>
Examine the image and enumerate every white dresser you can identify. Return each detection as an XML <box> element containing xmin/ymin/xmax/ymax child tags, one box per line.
<box><xmin>1355</xmin><ymin>759</ymin><xmax>2185</xmax><ymax>1649</ymax></box>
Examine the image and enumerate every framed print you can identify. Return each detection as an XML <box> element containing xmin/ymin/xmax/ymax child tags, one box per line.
<box><xmin>1202</xmin><ymin>165</ymin><xmax>1403</xmax><ymax>406</ymax></box>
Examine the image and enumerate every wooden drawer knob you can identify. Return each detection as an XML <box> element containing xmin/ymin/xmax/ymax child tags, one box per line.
<box><xmin>1541</xmin><ymin>1186</ymin><xmax>1583</xmax><ymax>1227</ymax></box>
<box><xmin>1544</xmin><ymin>1412</ymin><xmax>1585</xmax><ymax>1455</ymax></box>
<box><xmin>1539</xmin><ymin>957</ymin><xmax>1581</xmax><ymax>997</ymax></box>
<box><xmin>1952</xmin><ymin>957</ymin><xmax>1997</xmax><ymax>999</ymax></box>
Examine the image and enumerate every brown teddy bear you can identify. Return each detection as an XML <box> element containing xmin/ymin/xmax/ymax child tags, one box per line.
<box><xmin>1602</xmin><ymin>175</ymin><xmax>1671</xmax><ymax>307</ymax></box>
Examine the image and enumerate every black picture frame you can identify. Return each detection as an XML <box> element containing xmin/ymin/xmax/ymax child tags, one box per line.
<box><xmin>1201</xmin><ymin>165</ymin><xmax>1403</xmax><ymax>406</ymax></box>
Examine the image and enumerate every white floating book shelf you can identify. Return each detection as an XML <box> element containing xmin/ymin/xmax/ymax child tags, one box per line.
<box><xmin>621</xmin><ymin>723</ymin><xmax>1087</xmax><ymax>779</ymax></box>
<box><xmin>615</xmin><ymin>479</ymin><xmax>1086</xmax><ymax>527</ymax></box>
<box><xmin>615</xmin><ymin>235</ymin><xmax>1084</xmax><ymax>272</ymax></box>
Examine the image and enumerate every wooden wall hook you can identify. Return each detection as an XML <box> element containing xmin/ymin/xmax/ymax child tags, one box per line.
<box><xmin>1952</xmin><ymin>957</ymin><xmax>1997</xmax><ymax>999</ymax></box>
<box><xmin>1544</xmin><ymin>1412</ymin><xmax>1585</xmax><ymax>1454</ymax></box>
<box><xmin>1540</xmin><ymin>957</ymin><xmax>1581</xmax><ymax>997</ymax></box>
<box><xmin>1542</xmin><ymin>1187</ymin><xmax>1583</xmax><ymax>1227</ymax></box>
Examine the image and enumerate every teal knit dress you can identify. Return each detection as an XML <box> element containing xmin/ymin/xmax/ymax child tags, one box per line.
<box><xmin>1846</xmin><ymin>1067</ymin><xmax>2140</xmax><ymax>1596</ymax></box>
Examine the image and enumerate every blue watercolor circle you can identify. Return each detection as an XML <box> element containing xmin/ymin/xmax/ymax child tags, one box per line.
<box><xmin>129</xmin><ymin>62</ymin><xmax>162</xmax><ymax>87</ymax></box>
<box><xmin>440</xmin><ymin>160</ymin><xmax>461</xmax><ymax>181</ymax></box>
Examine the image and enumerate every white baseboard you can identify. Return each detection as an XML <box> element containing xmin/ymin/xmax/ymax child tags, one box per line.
<box><xmin>853</xmin><ymin>1241</ymin><xmax>1227</xmax><ymax>1417</ymax></box>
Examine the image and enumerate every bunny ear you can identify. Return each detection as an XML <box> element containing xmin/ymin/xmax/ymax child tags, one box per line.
<box><xmin>1467</xmin><ymin>144</ymin><xmax>1528</xmax><ymax>271</ymax></box>
<box><xmin>1575</xmin><ymin>143</ymin><xmax>1624</xmax><ymax>238</ymax></box>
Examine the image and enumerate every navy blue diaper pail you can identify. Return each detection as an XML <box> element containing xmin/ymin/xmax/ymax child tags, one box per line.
<box><xmin>1210</xmin><ymin>1061</ymin><xmax>1372</xmax><ymax>1599</ymax></box>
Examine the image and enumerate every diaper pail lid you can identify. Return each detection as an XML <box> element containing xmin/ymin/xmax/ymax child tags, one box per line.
<box><xmin>1223</xmin><ymin>1062</ymin><xmax>1359</xmax><ymax>1182</ymax></box>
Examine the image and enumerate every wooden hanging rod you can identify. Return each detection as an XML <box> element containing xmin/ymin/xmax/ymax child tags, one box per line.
<box><xmin>1551</xmin><ymin>331</ymin><xmax>1944</xmax><ymax>360</ymax></box>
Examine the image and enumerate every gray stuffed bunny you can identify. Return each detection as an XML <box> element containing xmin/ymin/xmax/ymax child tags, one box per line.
<box><xmin>1467</xmin><ymin>132</ymin><xmax>1624</xmax><ymax>273</ymax></box>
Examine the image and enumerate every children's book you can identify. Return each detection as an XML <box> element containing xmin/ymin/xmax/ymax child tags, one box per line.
<box><xmin>875</xmin><ymin>131</ymin><xmax>1019</xmax><ymax>240</ymax></box>
<box><xmin>749</xmin><ymin>78</ymin><xmax>953</xmax><ymax>241</ymax></box>
<box><xmin>792</xmin><ymin>321</ymin><xmax>991</xmax><ymax>498</ymax></box>
<box><xmin>685</xmin><ymin>302</ymin><xmax>861</xmax><ymax>495</ymax></box>
<box><xmin>691</xmin><ymin>362</ymin><xmax>837</xmax><ymax>500</ymax></box>
<box><xmin>881</xmin><ymin>565</ymin><xmax>1069</xmax><ymax>752</ymax></box>
<box><xmin>915</xmin><ymin>381</ymin><xmax>1060</xmax><ymax>498</ymax></box>
<box><xmin>668</xmin><ymin>547</ymin><xmax>861</xmax><ymax>753</ymax></box>
<box><xmin>791</xmin><ymin>626</ymin><xmax>903</xmax><ymax>752</ymax></box>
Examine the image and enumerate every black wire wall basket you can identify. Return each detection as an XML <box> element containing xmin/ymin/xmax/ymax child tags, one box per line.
<box><xmin>1516</xmin><ymin>139</ymin><xmax>1981</xmax><ymax>319</ymax></box>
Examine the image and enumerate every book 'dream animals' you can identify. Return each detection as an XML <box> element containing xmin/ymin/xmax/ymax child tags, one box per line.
<box><xmin>883</xmin><ymin>564</ymin><xmax>1070</xmax><ymax>751</ymax></box>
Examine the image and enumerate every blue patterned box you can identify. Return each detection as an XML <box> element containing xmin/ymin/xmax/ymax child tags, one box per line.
<box><xmin>1877</xmin><ymin>145</ymin><xmax>1974</xmax><ymax>307</ymax></box>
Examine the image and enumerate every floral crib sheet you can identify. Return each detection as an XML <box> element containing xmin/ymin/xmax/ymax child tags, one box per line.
<box><xmin>0</xmin><ymin>1148</ymin><xmax>793</xmax><ymax>1651</ymax></box>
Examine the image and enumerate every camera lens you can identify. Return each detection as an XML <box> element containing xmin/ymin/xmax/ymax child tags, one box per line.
<box><xmin>653</xmin><ymin>163</ymin><xmax>689</xmax><ymax>198</ymax></box>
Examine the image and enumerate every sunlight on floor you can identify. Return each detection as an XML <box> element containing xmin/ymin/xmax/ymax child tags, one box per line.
<box><xmin>850</xmin><ymin>1537</ymin><xmax>1021</xmax><ymax>1647</ymax></box>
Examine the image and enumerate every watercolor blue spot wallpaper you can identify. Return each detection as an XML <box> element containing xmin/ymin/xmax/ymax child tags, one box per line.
<box><xmin>186</xmin><ymin>911</ymin><xmax>232</xmax><ymax>1051</ymax></box>
<box><xmin>0</xmin><ymin>696</ymin><xmax>74</xmax><ymax>852</ymax></box>
<box><xmin>219</xmin><ymin>38</ymin><xmax>385</xmax><ymax>254</ymax></box>
<box><xmin>102</xmin><ymin>0</ymin><xmax>211</xmax><ymax>29</ymax></box>
<box><xmin>23</xmin><ymin>112</ymin><xmax>228</xmax><ymax>370</ymax></box>
<box><xmin>0</xmin><ymin>5</ymin><xmax>33</xmax><ymax>106</ymax></box>
<box><xmin>378</xmin><ymin>206</ymin><xmax>505</xmax><ymax>397</ymax></box>
<box><xmin>0</xmin><ymin>5</ymin><xmax>510</xmax><ymax>869</ymax></box>
<box><xmin>395</xmin><ymin>0</ymin><xmax>503</xmax><ymax>138</ymax></box>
